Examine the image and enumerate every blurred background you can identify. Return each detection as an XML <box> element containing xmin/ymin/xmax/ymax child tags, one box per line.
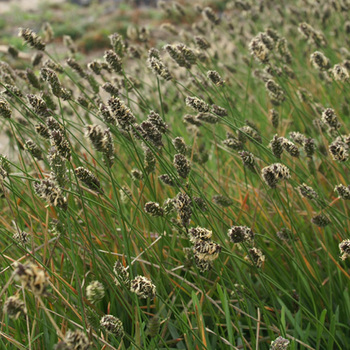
<box><xmin>0</xmin><ymin>0</ymin><xmax>160</xmax><ymax>13</ymax></box>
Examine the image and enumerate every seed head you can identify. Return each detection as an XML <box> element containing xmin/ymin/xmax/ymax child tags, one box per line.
<box><xmin>41</xmin><ymin>22</ymin><xmax>54</xmax><ymax>43</ymax></box>
<box><xmin>18</xmin><ymin>28</ymin><xmax>45</xmax><ymax>50</ymax></box>
<box><xmin>177</xmin><ymin>43</ymin><xmax>197</xmax><ymax>65</ymax></box>
<box><xmin>281</xmin><ymin>138</ymin><xmax>299</xmax><ymax>157</ymax></box>
<box><xmin>270</xmin><ymin>336</ymin><xmax>290</xmax><ymax>350</ymax></box>
<box><xmin>104</xmin><ymin>50</ymin><xmax>122</xmax><ymax>73</ymax></box>
<box><xmin>276</xmin><ymin>37</ymin><xmax>292</xmax><ymax>64</ymax></box>
<box><xmin>98</xmin><ymin>105</ymin><xmax>114</xmax><ymax>126</ymax></box>
<box><xmin>43</xmin><ymin>59</ymin><xmax>64</xmax><ymax>73</ymax></box>
<box><xmin>148</xmin><ymin>57</ymin><xmax>173</xmax><ymax>81</ymax></box>
<box><xmin>40</xmin><ymin>91</ymin><xmax>57</xmax><ymax>111</ymax></box>
<box><xmin>186</xmin><ymin>96</ymin><xmax>209</xmax><ymax>113</ymax></box>
<box><xmin>311</xmin><ymin>213</ymin><xmax>330</xmax><ymax>227</ymax></box>
<box><xmin>159</xmin><ymin>174</ymin><xmax>175</xmax><ymax>186</ymax></box>
<box><xmin>268</xmin><ymin>109</ymin><xmax>278</xmax><ymax>128</ymax></box>
<box><xmin>130</xmin><ymin>275</ymin><xmax>156</xmax><ymax>299</ymax></box>
<box><xmin>339</xmin><ymin>239</ymin><xmax>350</xmax><ymax>260</ymax></box>
<box><xmin>310</xmin><ymin>51</ymin><xmax>330</xmax><ymax>71</ymax></box>
<box><xmin>2</xmin><ymin>83</ymin><xmax>23</xmax><ymax>99</ymax></box>
<box><xmin>160</xmin><ymin>198</ymin><xmax>174</xmax><ymax>215</ymax></box>
<box><xmin>289</xmin><ymin>132</ymin><xmax>306</xmax><ymax>146</ymax></box>
<box><xmin>173</xmin><ymin>137</ymin><xmax>187</xmax><ymax>155</ymax></box>
<box><xmin>75</xmin><ymin>167</ymin><xmax>102</xmax><ymax>193</ymax></box>
<box><xmin>13</xmin><ymin>262</ymin><xmax>48</xmax><ymax>295</ymax></box>
<box><xmin>276</xmin><ymin>228</ymin><xmax>295</xmax><ymax>242</ymax></box>
<box><xmin>249</xmin><ymin>35</ymin><xmax>270</xmax><ymax>64</ymax></box>
<box><xmin>0</xmin><ymin>155</ymin><xmax>10</xmax><ymax>181</ymax></box>
<box><xmin>102</xmin><ymin>82</ymin><xmax>119</xmax><ymax>97</ymax></box>
<box><xmin>13</xmin><ymin>230</ymin><xmax>30</xmax><ymax>246</ymax></box>
<box><xmin>164</xmin><ymin>44</ymin><xmax>190</xmax><ymax>68</ymax></box>
<box><xmin>265</xmin><ymin>79</ymin><xmax>285</xmax><ymax>104</ymax></box>
<box><xmin>33</xmin><ymin>178</ymin><xmax>67</xmax><ymax>210</ymax></box>
<box><xmin>184</xmin><ymin>114</ymin><xmax>202</xmax><ymax>126</ymax></box>
<box><xmin>332</xmin><ymin>63</ymin><xmax>349</xmax><ymax>82</ymax></box>
<box><xmin>329</xmin><ymin>140</ymin><xmax>348</xmax><ymax>162</ymax></box>
<box><xmin>140</xmin><ymin>120</ymin><xmax>163</xmax><ymax>148</ymax></box>
<box><xmin>142</xmin><ymin>147</ymin><xmax>156</xmax><ymax>174</ymax></box>
<box><xmin>202</xmin><ymin>7</ymin><xmax>220</xmax><ymax>25</ymax></box>
<box><xmin>223</xmin><ymin>135</ymin><xmax>243</xmax><ymax>150</ymax></box>
<box><xmin>269</xmin><ymin>134</ymin><xmax>283</xmax><ymax>159</ymax></box>
<box><xmin>212</xmin><ymin>194</ymin><xmax>233</xmax><ymax>207</ymax></box>
<box><xmin>147</xmin><ymin>110</ymin><xmax>168</xmax><ymax>134</ymax></box>
<box><xmin>87</xmin><ymin>60</ymin><xmax>102</xmax><ymax>75</ymax></box>
<box><xmin>59</xmin><ymin>330</ymin><xmax>90</xmax><ymax>350</ymax></box>
<box><xmin>63</xmin><ymin>35</ymin><xmax>76</xmax><ymax>54</ymax></box>
<box><xmin>48</xmin><ymin>219</ymin><xmax>65</xmax><ymax>236</ymax></box>
<box><xmin>113</xmin><ymin>261</ymin><xmax>130</xmax><ymax>287</ymax></box>
<box><xmin>304</xmin><ymin>138</ymin><xmax>315</xmax><ymax>158</ymax></box>
<box><xmin>207</xmin><ymin>70</ymin><xmax>225</xmax><ymax>87</ymax></box>
<box><xmin>86</xmin><ymin>281</ymin><xmax>105</xmax><ymax>303</ymax></box>
<box><xmin>148</xmin><ymin>48</ymin><xmax>160</xmax><ymax>60</ymax></box>
<box><xmin>297</xmin><ymin>183</ymin><xmax>318</xmax><ymax>201</ymax></box>
<box><xmin>195</xmin><ymin>36</ymin><xmax>210</xmax><ymax>50</ymax></box>
<box><xmin>192</xmin><ymin>197</ymin><xmax>208</xmax><ymax>212</ymax></box>
<box><xmin>108</xmin><ymin>97</ymin><xmax>136</xmax><ymax>130</ymax></box>
<box><xmin>193</xmin><ymin>240</ymin><xmax>221</xmax><ymax>262</ymax></box>
<box><xmin>161</xmin><ymin>23</ymin><xmax>178</xmax><ymax>35</ymax></box>
<box><xmin>228</xmin><ymin>226</ymin><xmax>254</xmax><ymax>243</ymax></box>
<box><xmin>109</xmin><ymin>33</ymin><xmax>125</xmax><ymax>56</ymax></box>
<box><xmin>299</xmin><ymin>23</ymin><xmax>327</xmax><ymax>47</ymax></box>
<box><xmin>27</xmin><ymin>94</ymin><xmax>50</xmax><ymax>117</ymax></box>
<box><xmin>120</xmin><ymin>186</ymin><xmax>132</xmax><ymax>203</ymax></box>
<box><xmin>211</xmin><ymin>104</ymin><xmax>228</xmax><ymax>117</ymax></box>
<box><xmin>85</xmin><ymin>125</ymin><xmax>105</xmax><ymax>152</ymax></box>
<box><xmin>321</xmin><ymin>108</ymin><xmax>341</xmax><ymax>130</ymax></box>
<box><xmin>25</xmin><ymin>139</ymin><xmax>43</xmax><ymax>160</ymax></box>
<box><xmin>239</xmin><ymin>151</ymin><xmax>257</xmax><ymax>173</ymax></box>
<box><xmin>31</xmin><ymin>52</ymin><xmax>43</xmax><ymax>67</ymax></box>
<box><xmin>3</xmin><ymin>295</ymin><xmax>26</xmax><ymax>320</ymax></box>
<box><xmin>196</xmin><ymin>112</ymin><xmax>219</xmax><ymax>124</ymax></box>
<box><xmin>101</xmin><ymin>128</ymin><xmax>115</xmax><ymax>167</ymax></box>
<box><xmin>131</xmin><ymin>168</ymin><xmax>143</xmax><ymax>182</ymax></box>
<box><xmin>335</xmin><ymin>184</ymin><xmax>350</xmax><ymax>200</ymax></box>
<box><xmin>48</xmin><ymin>148</ymin><xmax>67</xmax><ymax>187</ymax></box>
<box><xmin>189</xmin><ymin>226</ymin><xmax>212</xmax><ymax>243</ymax></box>
<box><xmin>0</xmin><ymin>99</ymin><xmax>12</xmax><ymax>119</ymax></box>
<box><xmin>299</xmin><ymin>22</ymin><xmax>314</xmax><ymax>39</ymax></box>
<box><xmin>66</xmin><ymin>57</ymin><xmax>86</xmax><ymax>78</ymax></box>
<box><xmin>40</xmin><ymin>68</ymin><xmax>62</xmax><ymax>97</ymax></box>
<box><xmin>50</xmin><ymin>129</ymin><xmax>71</xmax><ymax>160</ymax></box>
<box><xmin>128</xmin><ymin>45</ymin><xmax>141</xmax><ymax>59</ymax></box>
<box><xmin>25</xmin><ymin>68</ymin><xmax>41</xmax><ymax>89</ymax></box>
<box><xmin>194</xmin><ymin>255</ymin><xmax>213</xmax><ymax>272</ymax></box>
<box><xmin>144</xmin><ymin>202</ymin><xmax>164</xmax><ymax>217</ymax></box>
<box><xmin>245</xmin><ymin>247</ymin><xmax>265</xmax><ymax>268</ymax></box>
<box><xmin>175</xmin><ymin>192</ymin><xmax>192</xmax><ymax>227</ymax></box>
<box><xmin>8</xmin><ymin>45</ymin><xmax>18</xmax><ymax>58</ymax></box>
<box><xmin>100</xmin><ymin>315</ymin><xmax>124</xmax><ymax>337</ymax></box>
<box><xmin>174</xmin><ymin>153</ymin><xmax>191</xmax><ymax>179</ymax></box>
<box><xmin>262</xmin><ymin>163</ymin><xmax>290</xmax><ymax>188</ymax></box>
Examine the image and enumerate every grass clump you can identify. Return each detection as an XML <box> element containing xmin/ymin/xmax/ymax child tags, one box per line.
<box><xmin>1</xmin><ymin>1</ymin><xmax>350</xmax><ymax>349</ymax></box>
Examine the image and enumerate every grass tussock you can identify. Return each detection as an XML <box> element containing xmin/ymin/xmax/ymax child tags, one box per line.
<box><xmin>1</xmin><ymin>1</ymin><xmax>350</xmax><ymax>349</ymax></box>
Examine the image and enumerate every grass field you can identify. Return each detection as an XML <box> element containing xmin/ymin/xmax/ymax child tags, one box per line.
<box><xmin>0</xmin><ymin>1</ymin><xmax>350</xmax><ymax>349</ymax></box>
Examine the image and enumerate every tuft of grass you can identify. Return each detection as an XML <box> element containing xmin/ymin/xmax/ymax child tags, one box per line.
<box><xmin>0</xmin><ymin>1</ymin><xmax>350</xmax><ymax>349</ymax></box>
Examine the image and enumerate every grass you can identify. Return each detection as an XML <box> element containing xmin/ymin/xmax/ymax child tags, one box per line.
<box><xmin>0</xmin><ymin>0</ymin><xmax>350</xmax><ymax>349</ymax></box>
